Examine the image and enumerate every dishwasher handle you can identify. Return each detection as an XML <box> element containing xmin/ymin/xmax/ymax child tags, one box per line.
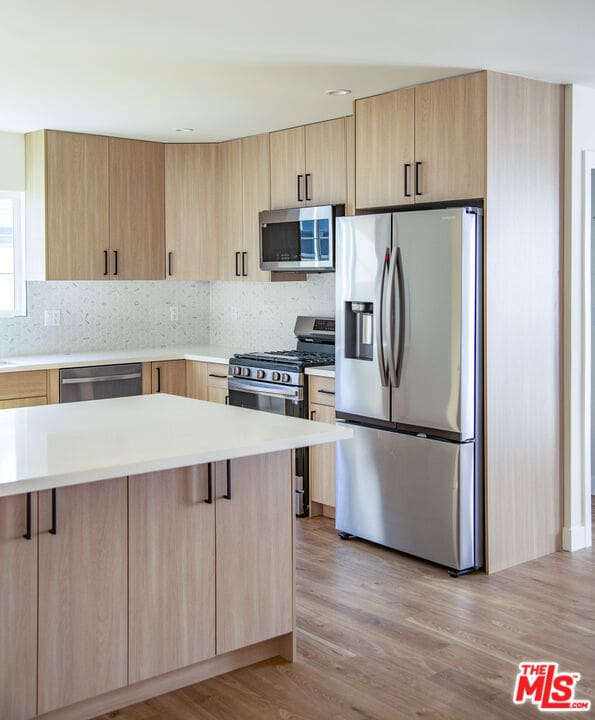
<box><xmin>60</xmin><ymin>372</ymin><xmax>142</xmax><ymax>385</ymax></box>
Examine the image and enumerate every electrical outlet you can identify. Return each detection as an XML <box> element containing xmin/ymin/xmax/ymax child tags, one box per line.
<box><xmin>170</xmin><ymin>305</ymin><xmax>179</xmax><ymax>322</ymax></box>
<box><xmin>44</xmin><ymin>310</ymin><xmax>61</xmax><ymax>327</ymax></box>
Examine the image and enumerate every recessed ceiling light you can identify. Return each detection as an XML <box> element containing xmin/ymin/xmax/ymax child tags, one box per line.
<box><xmin>174</xmin><ymin>127</ymin><xmax>195</xmax><ymax>133</ymax></box>
<box><xmin>326</xmin><ymin>89</ymin><xmax>351</xmax><ymax>96</ymax></box>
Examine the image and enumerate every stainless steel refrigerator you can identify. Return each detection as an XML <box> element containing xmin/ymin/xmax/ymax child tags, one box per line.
<box><xmin>335</xmin><ymin>207</ymin><xmax>483</xmax><ymax>574</ymax></box>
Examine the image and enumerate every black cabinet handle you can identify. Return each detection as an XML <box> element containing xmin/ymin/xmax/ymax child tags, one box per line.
<box><xmin>113</xmin><ymin>250</ymin><xmax>119</xmax><ymax>276</ymax></box>
<box><xmin>103</xmin><ymin>250</ymin><xmax>109</xmax><ymax>276</ymax></box>
<box><xmin>235</xmin><ymin>252</ymin><xmax>241</xmax><ymax>277</ymax></box>
<box><xmin>224</xmin><ymin>395</ymin><xmax>229</xmax><ymax>405</ymax></box>
<box><xmin>49</xmin><ymin>488</ymin><xmax>57</xmax><ymax>535</ymax></box>
<box><xmin>205</xmin><ymin>464</ymin><xmax>213</xmax><ymax>504</ymax></box>
<box><xmin>23</xmin><ymin>492</ymin><xmax>32</xmax><ymax>540</ymax></box>
<box><xmin>404</xmin><ymin>164</ymin><xmax>411</xmax><ymax>198</ymax></box>
<box><xmin>208</xmin><ymin>373</ymin><xmax>227</xmax><ymax>379</ymax></box>
<box><xmin>224</xmin><ymin>459</ymin><xmax>232</xmax><ymax>499</ymax></box>
<box><xmin>305</xmin><ymin>173</ymin><xmax>312</xmax><ymax>201</ymax></box>
<box><xmin>156</xmin><ymin>367</ymin><xmax>161</xmax><ymax>393</ymax></box>
<box><xmin>297</xmin><ymin>174</ymin><xmax>303</xmax><ymax>202</ymax></box>
<box><xmin>168</xmin><ymin>251</ymin><xmax>173</xmax><ymax>276</ymax></box>
<box><xmin>310</xmin><ymin>410</ymin><xmax>317</xmax><ymax>420</ymax></box>
<box><xmin>242</xmin><ymin>251</ymin><xmax>247</xmax><ymax>277</ymax></box>
<box><xmin>415</xmin><ymin>161</ymin><xmax>422</xmax><ymax>196</ymax></box>
<box><xmin>317</xmin><ymin>388</ymin><xmax>335</xmax><ymax>395</ymax></box>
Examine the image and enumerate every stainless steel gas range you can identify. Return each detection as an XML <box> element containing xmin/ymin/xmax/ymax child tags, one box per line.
<box><xmin>228</xmin><ymin>316</ymin><xmax>335</xmax><ymax>516</ymax></box>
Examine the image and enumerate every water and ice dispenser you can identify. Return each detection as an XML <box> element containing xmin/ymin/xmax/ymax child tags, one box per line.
<box><xmin>344</xmin><ymin>302</ymin><xmax>374</xmax><ymax>361</ymax></box>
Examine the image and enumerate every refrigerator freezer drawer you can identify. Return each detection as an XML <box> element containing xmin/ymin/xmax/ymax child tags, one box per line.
<box><xmin>336</xmin><ymin>424</ymin><xmax>476</xmax><ymax>571</ymax></box>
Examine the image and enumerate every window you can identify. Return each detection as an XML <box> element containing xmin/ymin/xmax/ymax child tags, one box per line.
<box><xmin>0</xmin><ymin>191</ymin><xmax>26</xmax><ymax>317</ymax></box>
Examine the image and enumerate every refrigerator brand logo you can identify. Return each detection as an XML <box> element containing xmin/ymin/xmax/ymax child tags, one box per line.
<box><xmin>513</xmin><ymin>662</ymin><xmax>591</xmax><ymax>712</ymax></box>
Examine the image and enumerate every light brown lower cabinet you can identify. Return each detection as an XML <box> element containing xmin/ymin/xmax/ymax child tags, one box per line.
<box><xmin>0</xmin><ymin>494</ymin><xmax>38</xmax><ymax>720</ymax></box>
<box><xmin>309</xmin><ymin>402</ymin><xmax>336</xmax><ymax>511</ymax></box>
<box><xmin>37</xmin><ymin>478</ymin><xmax>128</xmax><ymax>714</ymax></box>
<box><xmin>216</xmin><ymin>452</ymin><xmax>293</xmax><ymax>655</ymax></box>
<box><xmin>151</xmin><ymin>360</ymin><xmax>187</xmax><ymax>396</ymax></box>
<box><xmin>129</xmin><ymin>465</ymin><xmax>216</xmax><ymax>682</ymax></box>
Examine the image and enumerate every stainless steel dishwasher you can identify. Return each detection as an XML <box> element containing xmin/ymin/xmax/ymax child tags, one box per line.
<box><xmin>59</xmin><ymin>363</ymin><xmax>143</xmax><ymax>403</ymax></box>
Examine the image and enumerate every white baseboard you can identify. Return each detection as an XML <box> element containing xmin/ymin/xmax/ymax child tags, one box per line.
<box><xmin>562</xmin><ymin>525</ymin><xmax>591</xmax><ymax>551</ymax></box>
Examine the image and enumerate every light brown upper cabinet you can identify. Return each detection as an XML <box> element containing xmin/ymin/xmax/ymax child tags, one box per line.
<box><xmin>217</xmin><ymin>139</ymin><xmax>244</xmax><ymax>281</ymax></box>
<box><xmin>26</xmin><ymin>130</ymin><xmax>110</xmax><ymax>280</ymax></box>
<box><xmin>355</xmin><ymin>72</ymin><xmax>486</xmax><ymax>208</ymax></box>
<box><xmin>241</xmin><ymin>133</ymin><xmax>271</xmax><ymax>281</ymax></box>
<box><xmin>109</xmin><ymin>138</ymin><xmax>165</xmax><ymax>279</ymax></box>
<box><xmin>270</xmin><ymin>118</ymin><xmax>347</xmax><ymax>209</ymax></box>
<box><xmin>165</xmin><ymin>143</ymin><xmax>219</xmax><ymax>280</ymax></box>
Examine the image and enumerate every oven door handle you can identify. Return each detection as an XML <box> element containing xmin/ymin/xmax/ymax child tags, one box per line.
<box><xmin>228</xmin><ymin>378</ymin><xmax>303</xmax><ymax>401</ymax></box>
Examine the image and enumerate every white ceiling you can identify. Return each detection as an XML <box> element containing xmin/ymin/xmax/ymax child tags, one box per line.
<box><xmin>2</xmin><ymin>0</ymin><xmax>594</xmax><ymax>142</ymax></box>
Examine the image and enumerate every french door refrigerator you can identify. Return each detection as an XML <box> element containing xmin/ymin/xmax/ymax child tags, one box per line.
<box><xmin>335</xmin><ymin>207</ymin><xmax>483</xmax><ymax>574</ymax></box>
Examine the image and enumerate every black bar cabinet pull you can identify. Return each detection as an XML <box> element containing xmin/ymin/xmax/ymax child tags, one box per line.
<box><xmin>415</xmin><ymin>161</ymin><xmax>422</xmax><ymax>196</ymax></box>
<box><xmin>224</xmin><ymin>459</ymin><xmax>232</xmax><ymax>499</ymax></box>
<box><xmin>208</xmin><ymin>373</ymin><xmax>227</xmax><ymax>379</ymax></box>
<box><xmin>317</xmin><ymin>388</ymin><xmax>335</xmax><ymax>395</ymax></box>
<box><xmin>23</xmin><ymin>492</ymin><xmax>32</xmax><ymax>540</ymax></box>
<box><xmin>113</xmin><ymin>250</ymin><xmax>119</xmax><ymax>276</ymax></box>
<box><xmin>49</xmin><ymin>488</ymin><xmax>57</xmax><ymax>535</ymax></box>
<box><xmin>305</xmin><ymin>173</ymin><xmax>312</xmax><ymax>201</ymax></box>
<box><xmin>235</xmin><ymin>252</ymin><xmax>241</xmax><ymax>277</ymax></box>
<box><xmin>404</xmin><ymin>163</ymin><xmax>411</xmax><ymax>197</ymax></box>
<box><xmin>168</xmin><ymin>251</ymin><xmax>173</xmax><ymax>276</ymax></box>
<box><xmin>242</xmin><ymin>251</ymin><xmax>248</xmax><ymax>277</ymax></box>
<box><xmin>310</xmin><ymin>410</ymin><xmax>316</xmax><ymax>420</ymax></box>
<box><xmin>297</xmin><ymin>174</ymin><xmax>303</xmax><ymax>202</ymax></box>
<box><xmin>224</xmin><ymin>395</ymin><xmax>229</xmax><ymax>405</ymax></box>
<box><xmin>156</xmin><ymin>367</ymin><xmax>161</xmax><ymax>393</ymax></box>
<box><xmin>205</xmin><ymin>464</ymin><xmax>213</xmax><ymax>504</ymax></box>
<box><xmin>103</xmin><ymin>250</ymin><xmax>109</xmax><ymax>276</ymax></box>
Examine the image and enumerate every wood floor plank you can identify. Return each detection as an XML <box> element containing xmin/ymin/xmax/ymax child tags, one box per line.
<box><xmin>94</xmin><ymin>501</ymin><xmax>595</xmax><ymax>720</ymax></box>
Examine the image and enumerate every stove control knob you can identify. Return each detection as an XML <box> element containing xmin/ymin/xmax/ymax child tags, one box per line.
<box><xmin>256</xmin><ymin>370</ymin><xmax>265</xmax><ymax>379</ymax></box>
<box><xmin>233</xmin><ymin>366</ymin><xmax>242</xmax><ymax>376</ymax></box>
<box><xmin>282</xmin><ymin>373</ymin><xmax>291</xmax><ymax>383</ymax></box>
<box><xmin>272</xmin><ymin>371</ymin><xmax>280</xmax><ymax>381</ymax></box>
<box><xmin>242</xmin><ymin>367</ymin><xmax>251</xmax><ymax>377</ymax></box>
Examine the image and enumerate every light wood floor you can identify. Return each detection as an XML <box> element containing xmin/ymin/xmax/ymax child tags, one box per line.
<box><xmin>96</xmin><ymin>503</ymin><xmax>595</xmax><ymax>720</ymax></box>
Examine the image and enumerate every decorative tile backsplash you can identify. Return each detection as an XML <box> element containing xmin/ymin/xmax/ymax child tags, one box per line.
<box><xmin>0</xmin><ymin>274</ymin><xmax>336</xmax><ymax>357</ymax></box>
<box><xmin>210</xmin><ymin>274</ymin><xmax>335</xmax><ymax>349</ymax></box>
<box><xmin>0</xmin><ymin>281</ymin><xmax>210</xmax><ymax>356</ymax></box>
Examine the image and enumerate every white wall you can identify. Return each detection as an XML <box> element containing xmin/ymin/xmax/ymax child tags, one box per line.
<box><xmin>564</xmin><ymin>84</ymin><xmax>595</xmax><ymax>550</ymax></box>
<box><xmin>0</xmin><ymin>132</ymin><xmax>25</xmax><ymax>190</ymax></box>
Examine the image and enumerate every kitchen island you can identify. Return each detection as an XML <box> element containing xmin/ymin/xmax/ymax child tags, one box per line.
<box><xmin>0</xmin><ymin>394</ymin><xmax>351</xmax><ymax>720</ymax></box>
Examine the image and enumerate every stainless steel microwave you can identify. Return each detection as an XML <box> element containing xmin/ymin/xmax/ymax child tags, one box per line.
<box><xmin>259</xmin><ymin>205</ymin><xmax>344</xmax><ymax>272</ymax></box>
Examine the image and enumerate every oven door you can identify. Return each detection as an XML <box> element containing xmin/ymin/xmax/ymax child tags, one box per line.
<box><xmin>228</xmin><ymin>377</ymin><xmax>308</xmax><ymax>515</ymax></box>
<box><xmin>259</xmin><ymin>205</ymin><xmax>337</xmax><ymax>272</ymax></box>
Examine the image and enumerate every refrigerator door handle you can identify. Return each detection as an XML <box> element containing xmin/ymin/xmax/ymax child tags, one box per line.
<box><xmin>387</xmin><ymin>245</ymin><xmax>398</xmax><ymax>386</ymax></box>
<box><xmin>387</xmin><ymin>246</ymin><xmax>406</xmax><ymax>387</ymax></box>
<box><xmin>376</xmin><ymin>248</ymin><xmax>390</xmax><ymax>387</ymax></box>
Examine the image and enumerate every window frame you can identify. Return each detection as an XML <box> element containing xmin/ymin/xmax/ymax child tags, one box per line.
<box><xmin>0</xmin><ymin>190</ymin><xmax>26</xmax><ymax>318</ymax></box>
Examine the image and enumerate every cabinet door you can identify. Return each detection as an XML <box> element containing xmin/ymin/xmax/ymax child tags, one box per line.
<box><xmin>45</xmin><ymin>131</ymin><xmax>109</xmax><ymax>280</ymax></box>
<box><xmin>270</xmin><ymin>126</ymin><xmax>306</xmax><ymax>209</ymax></box>
<box><xmin>216</xmin><ymin>451</ymin><xmax>293</xmax><ymax>654</ymax></box>
<box><xmin>129</xmin><ymin>466</ymin><xmax>215</xmax><ymax>682</ymax></box>
<box><xmin>304</xmin><ymin>118</ymin><xmax>346</xmax><ymax>206</ymax></box>
<box><xmin>414</xmin><ymin>72</ymin><xmax>486</xmax><ymax>203</ymax></box>
<box><xmin>217</xmin><ymin>140</ymin><xmax>244</xmax><ymax>281</ymax></box>
<box><xmin>165</xmin><ymin>143</ymin><xmax>219</xmax><ymax>280</ymax></box>
<box><xmin>0</xmin><ymin>396</ymin><xmax>46</xmax><ymax>409</ymax></box>
<box><xmin>37</xmin><ymin>479</ymin><xmax>127</xmax><ymax>714</ymax></box>
<box><xmin>309</xmin><ymin>403</ymin><xmax>336</xmax><ymax>508</ymax></box>
<box><xmin>186</xmin><ymin>360</ymin><xmax>208</xmax><ymax>400</ymax></box>
<box><xmin>152</xmin><ymin>360</ymin><xmax>187</xmax><ymax>396</ymax></box>
<box><xmin>0</xmin><ymin>494</ymin><xmax>37</xmax><ymax>720</ymax></box>
<box><xmin>109</xmin><ymin>138</ymin><xmax>165</xmax><ymax>280</ymax></box>
<box><xmin>355</xmin><ymin>88</ymin><xmax>415</xmax><ymax>209</ymax></box>
<box><xmin>242</xmin><ymin>133</ymin><xmax>271</xmax><ymax>281</ymax></box>
<box><xmin>207</xmin><ymin>385</ymin><xmax>229</xmax><ymax>405</ymax></box>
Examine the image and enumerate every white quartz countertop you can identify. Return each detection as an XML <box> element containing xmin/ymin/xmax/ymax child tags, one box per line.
<box><xmin>0</xmin><ymin>345</ymin><xmax>241</xmax><ymax>373</ymax></box>
<box><xmin>305</xmin><ymin>365</ymin><xmax>335</xmax><ymax>378</ymax></box>
<box><xmin>0</xmin><ymin>393</ymin><xmax>352</xmax><ymax>497</ymax></box>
